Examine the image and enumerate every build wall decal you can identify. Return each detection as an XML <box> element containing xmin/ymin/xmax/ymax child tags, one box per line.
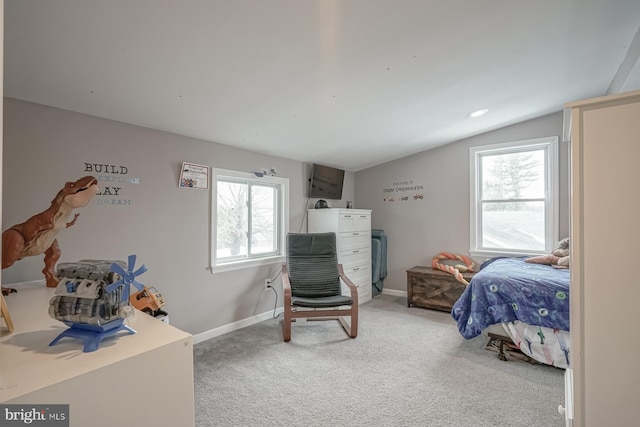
<box><xmin>83</xmin><ymin>163</ymin><xmax>140</xmax><ymax>206</ymax></box>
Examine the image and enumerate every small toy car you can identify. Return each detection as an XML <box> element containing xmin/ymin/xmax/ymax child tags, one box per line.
<box><xmin>130</xmin><ymin>286</ymin><xmax>165</xmax><ymax>315</ymax></box>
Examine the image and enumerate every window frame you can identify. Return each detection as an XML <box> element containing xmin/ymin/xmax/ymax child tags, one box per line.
<box><xmin>469</xmin><ymin>136</ymin><xmax>559</xmax><ymax>258</ymax></box>
<box><xmin>210</xmin><ymin>168</ymin><xmax>289</xmax><ymax>273</ymax></box>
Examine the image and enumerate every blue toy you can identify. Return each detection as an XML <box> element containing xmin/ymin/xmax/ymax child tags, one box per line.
<box><xmin>48</xmin><ymin>255</ymin><xmax>147</xmax><ymax>352</ymax></box>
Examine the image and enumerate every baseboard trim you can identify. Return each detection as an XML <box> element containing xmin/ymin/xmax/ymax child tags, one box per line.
<box><xmin>381</xmin><ymin>288</ymin><xmax>407</xmax><ymax>297</ymax></box>
<box><xmin>193</xmin><ymin>307</ymin><xmax>284</xmax><ymax>345</ymax></box>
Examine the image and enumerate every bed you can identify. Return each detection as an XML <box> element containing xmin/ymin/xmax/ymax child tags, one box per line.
<box><xmin>451</xmin><ymin>257</ymin><xmax>571</xmax><ymax>368</ymax></box>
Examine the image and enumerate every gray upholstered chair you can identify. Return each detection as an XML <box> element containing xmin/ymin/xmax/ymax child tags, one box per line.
<box><xmin>281</xmin><ymin>232</ymin><xmax>358</xmax><ymax>342</ymax></box>
<box><xmin>371</xmin><ymin>229</ymin><xmax>388</xmax><ymax>296</ymax></box>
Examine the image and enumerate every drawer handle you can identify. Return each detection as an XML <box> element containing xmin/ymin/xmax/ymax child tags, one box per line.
<box><xmin>353</xmin><ymin>267</ymin><xmax>360</xmax><ymax>271</ymax></box>
<box><xmin>352</xmin><ymin>250</ymin><xmax>360</xmax><ymax>254</ymax></box>
<box><xmin>343</xmin><ymin>215</ymin><xmax>352</xmax><ymax>218</ymax></box>
<box><xmin>352</xmin><ymin>232</ymin><xmax>360</xmax><ymax>236</ymax></box>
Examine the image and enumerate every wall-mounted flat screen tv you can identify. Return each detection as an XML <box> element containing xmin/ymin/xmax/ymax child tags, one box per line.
<box><xmin>309</xmin><ymin>163</ymin><xmax>345</xmax><ymax>200</ymax></box>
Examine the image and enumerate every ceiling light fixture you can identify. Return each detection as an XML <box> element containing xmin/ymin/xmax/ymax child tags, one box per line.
<box><xmin>468</xmin><ymin>108</ymin><xmax>489</xmax><ymax>118</ymax></box>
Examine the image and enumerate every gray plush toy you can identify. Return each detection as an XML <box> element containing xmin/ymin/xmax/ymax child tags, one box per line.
<box><xmin>552</xmin><ymin>237</ymin><xmax>570</xmax><ymax>267</ymax></box>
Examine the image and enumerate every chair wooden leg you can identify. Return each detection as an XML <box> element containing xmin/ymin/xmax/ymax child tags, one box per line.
<box><xmin>337</xmin><ymin>305</ymin><xmax>358</xmax><ymax>338</ymax></box>
<box><xmin>283</xmin><ymin>309</ymin><xmax>292</xmax><ymax>342</ymax></box>
<box><xmin>337</xmin><ymin>317</ymin><xmax>353</xmax><ymax>338</ymax></box>
<box><xmin>350</xmin><ymin>307</ymin><xmax>358</xmax><ymax>338</ymax></box>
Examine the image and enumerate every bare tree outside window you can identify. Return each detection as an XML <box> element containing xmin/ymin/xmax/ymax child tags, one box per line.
<box><xmin>216</xmin><ymin>181</ymin><xmax>278</xmax><ymax>259</ymax></box>
<box><xmin>482</xmin><ymin>151</ymin><xmax>543</xmax><ymax>203</ymax></box>
<box><xmin>211</xmin><ymin>168</ymin><xmax>289</xmax><ymax>272</ymax></box>
<box><xmin>250</xmin><ymin>185</ymin><xmax>277</xmax><ymax>255</ymax></box>
<box><xmin>217</xmin><ymin>181</ymin><xmax>248</xmax><ymax>258</ymax></box>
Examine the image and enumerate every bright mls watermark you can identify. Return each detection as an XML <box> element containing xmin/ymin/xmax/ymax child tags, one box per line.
<box><xmin>1</xmin><ymin>405</ymin><xmax>69</xmax><ymax>426</ymax></box>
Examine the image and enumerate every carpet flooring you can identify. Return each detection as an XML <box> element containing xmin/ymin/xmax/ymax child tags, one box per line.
<box><xmin>194</xmin><ymin>294</ymin><xmax>565</xmax><ymax>426</ymax></box>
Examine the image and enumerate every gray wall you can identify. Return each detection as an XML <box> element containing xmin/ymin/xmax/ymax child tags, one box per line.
<box><xmin>2</xmin><ymin>98</ymin><xmax>355</xmax><ymax>336</ymax></box>
<box><xmin>3</xmin><ymin>98</ymin><xmax>567</xmax><ymax>336</ymax></box>
<box><xmin>355</xmin><ymin>112</ymin><xmax>569</xmax><ymax>294</ymax></box>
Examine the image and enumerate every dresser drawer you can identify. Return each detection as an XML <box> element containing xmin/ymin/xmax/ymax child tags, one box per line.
<box><xmin>340</xmin><ymin>247</ymin><xmax>369</xmax><ymax>266</ymax></box>
<box><xmin>343</xmin><ymin>262</ymin><xmax>370</xmax><ymax>283</ymax></box>
<box><xmin>339</xmin><ymin>232</ymin><xmax>370</xmax><ymax>251</ymax></box>
<box><xmin>339</xmin><ymin>213</ymin><xmax>371</xmax><ymax>232</ymax></box>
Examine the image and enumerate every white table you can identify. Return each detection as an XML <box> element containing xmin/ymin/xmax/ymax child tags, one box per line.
<box><xmin>1</xmin><ymin>282</ymin><xmax>195</xmax><ymax>427</ymax></box>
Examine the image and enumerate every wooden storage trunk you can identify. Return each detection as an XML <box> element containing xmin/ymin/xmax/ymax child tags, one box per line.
<box><xmin>406</xmin><ymin>266</ymin><xmax>474</xmax><ymax>312</ymax></box>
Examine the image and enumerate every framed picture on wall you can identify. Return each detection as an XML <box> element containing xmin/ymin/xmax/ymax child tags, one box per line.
<box><xmin>179</xmin><ymin>162</ymin><xmax>209</xmax><ymax>190</ymax></box>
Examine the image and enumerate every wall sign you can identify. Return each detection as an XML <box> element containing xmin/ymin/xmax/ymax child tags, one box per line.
<box><xmin>179</xmin><ymin>162</ymin><xmax>209</xmax><ymax>190</ymax></box>
<box><xmin>383</xmin><ymin>179</ymin><xmax>425</xmax><ymax>202</ymax></box>
<box><xmin>83</xmin><ymin>162</ymin><xmax>139</xmax><ymax>207</ymax></box>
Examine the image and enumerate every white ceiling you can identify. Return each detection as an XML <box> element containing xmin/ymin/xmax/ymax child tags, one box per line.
<box><xmin>5</xmin><ymin>1</ymin><xmax>640</xmax><ymax>171</ymax></box>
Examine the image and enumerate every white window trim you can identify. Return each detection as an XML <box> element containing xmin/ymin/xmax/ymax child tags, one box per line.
<box><xmin>469</xmin><ymin>136</ymin><xmax>559</xmax><ymax>259</ymax></box>
<box><xmin>210</xmin><ymin>168</ymin><xmax>289</xmax><ymax>273</ymax></box>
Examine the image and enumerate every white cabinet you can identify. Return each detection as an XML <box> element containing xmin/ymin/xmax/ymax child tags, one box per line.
<box><xmin>0</xmin><ymin>283</ymin><xmax>195</xmax><ymax>427</ymax></box>
<box><xmin>566</xmin><ymin>89</ymin><xmax>640</xmax><ymax>426</ymax></box>
<box><xmin>308</xmin><ymin>209</ymin><xmax>372</xmax><ymax>304</ymax></box>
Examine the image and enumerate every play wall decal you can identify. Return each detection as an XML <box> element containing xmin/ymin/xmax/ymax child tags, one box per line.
<box><xmin>382</xmin><ymin>179</ymin><xmax>425</xmax><ymax>202</ymax></box>
<box><xmin>83</xmin><ymin>162</ymin><xmax>140</xmax><ymax>207</ymax></box>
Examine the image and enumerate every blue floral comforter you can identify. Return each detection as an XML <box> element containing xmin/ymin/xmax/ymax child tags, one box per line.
<box><xmin>451</xmin><ymin>257</ymin><xmax>570</xmax><ymax>339</ymax></box>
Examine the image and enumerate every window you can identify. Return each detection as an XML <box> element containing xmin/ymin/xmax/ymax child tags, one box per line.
<box><xmin>211</xmin><ymin>168</ymin><xmax>289</xmax><ymax>272</ymax></box>
<box><xmin>469</xmin><ymin>137</ymin><xmax>558</xmax><ymax>257</ymax></box>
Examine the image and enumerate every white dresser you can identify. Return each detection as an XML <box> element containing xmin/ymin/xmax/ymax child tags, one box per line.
<box><xmin>307</xmin><ymin>209</ymin><xmax>372</xmax><ymax>304</ymax></box>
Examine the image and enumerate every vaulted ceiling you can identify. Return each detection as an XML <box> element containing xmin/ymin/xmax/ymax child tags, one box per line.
<box><xmin>5</xmin><ymin>1</ymin><xmax>640</xmax><ymax>171</ymax></box>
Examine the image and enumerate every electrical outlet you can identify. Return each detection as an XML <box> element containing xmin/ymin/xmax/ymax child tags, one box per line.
<box><xmin>264</xmin><ymin>279</ymin><xmax>271</xmax><ymax>291</ymax></box>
